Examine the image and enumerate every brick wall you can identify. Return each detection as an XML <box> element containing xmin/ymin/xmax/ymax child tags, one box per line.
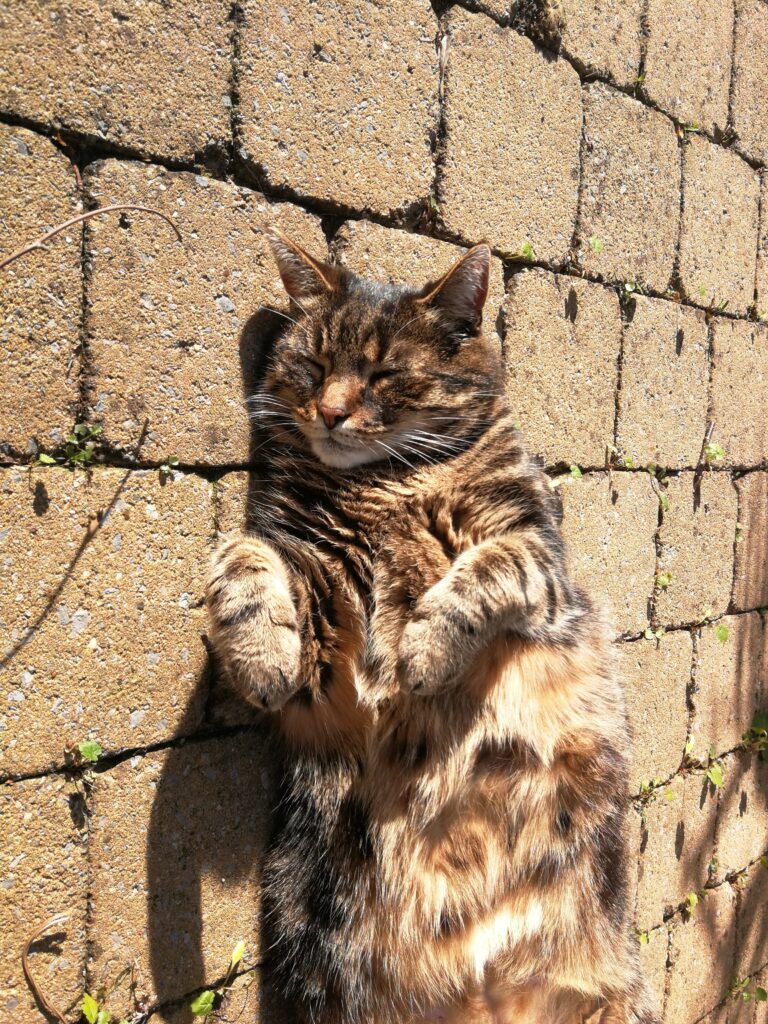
<box><xmin>1</xmin><ymin>3</ymin><xmax>766</xmax><ymax>1022</ymax></box>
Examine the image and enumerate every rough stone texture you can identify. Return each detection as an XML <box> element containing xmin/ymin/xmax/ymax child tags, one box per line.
<box><xmin>578</xmin><ymin>84</ymin><xmax>680</xmax><ymax>291</ymax></box>
<box><xmin>638</xmin><ymin>925</ymin><xmax>669</xmax><ymax>1013</ymax></box>
<box><xmin>0</xmin><ymin>468</ymin><xmax>212</xmax><ymax>775</ymax></box>
<box><xmin>635</xmin><ymin>771</ymin><xmax>718</xmax><ymax>930</ymax></box>
<box><xmin>238</xmin><ymin>0</ymin><xmax>438</xmax><ymax>217</ymax></box>
<box><xmin>711</xmin><ymin>319</ymin><xmax>768</xmax><ymax>467</ymax></box>
<box><xmin>618</xmin><ymin>632</ymin><xmax>692</xmax><ymax>792</ymax></box>
<box><xmin>0</xmin><ymin>775</ymin><xmax>87</xmax><ymax>1023</ymax></box>
<box><xmin>89</xmin><ymin>733</ymin><xmax>273</xmax><ymax>1016</ymax></box>
<box><xmin>679</xmin><ymin>136</ymin><xmax>760</xmax><ymax>315</ymax></box>
<box><xmin>85</xmin><ymin>160</ymin><xmax>326</xmax><ymax>465</ymax></box>
<box><xmin>616</xmin><ymin>296</ymin><xmax>709</xmax><ymax>469</ymax></box>
<box><xmin>0</xmin><ymin>125</ymin><xmax>81</xmax><ymax>456</ymax></box>
<box><xmin>666</xmin><ymin>883</ymin><xmax>738</xmax><ymax>1022</ymax></box>
<box><xmin>758</xmin><ymin>174</ymin><xmax>768</xmax><ymax>319</ymax></box>
<box><xmin>736</xmin><ymin>862</ymin><xmax>768</xmax><ymax>979</ymax></box>
<box><xmin>559</xmin><ymin>0</ymin><xmax>644</xmax><ymax>85</ymax></box>
<box><xmin>693</xmin><ymin>613</ymin><xmax>764</xmax><ymax>762</ymax></box>
<box><xmin>644</xmin><ymin>0</ymin><xmax>733</xmax><ymax>134</ymax></box>
<box><xmin>655</xmin><ymin>472</ymin><xmax>738</xmax><ymax>625</ymax></box>
<box><xmin>732</xmin><ymin>0</ymin><xmax>768</xmax><ymax>167</ymax></box>
<box><xmin>440</xmin><ymin>8</ymin><xmax>581</xmax><ymax>262</ymax></box>
<box><xmin>559</xmin><ymin>472</ymin><xmax>658</xmax><ymax>635</ymax></box>
<box><xmin>717</xmin><ymin>749</ymin><xmax>768</xmax><ymax>880</ymax></box>
<box><xmin>503</xmin><ymin>270</ymin><xmax>621</xmax><ymax>466</ymax></box>
<box><xmin>733</xmin><ymin>473</ymin><xmax>768</xmax><ymax>612</ymax></box>
<box><xmin>0</xmin><ymin>1</ymin><xmax>231</xmax><ymax>161</ymax></box>
<box><xmin>333</xmin><ymin>219</ymin><xmax>507</xmax><ymax>344</ymax></box>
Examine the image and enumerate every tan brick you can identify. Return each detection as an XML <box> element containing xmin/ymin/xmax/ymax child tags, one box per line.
<box><xmin>578</xmin><ymin>84</ymin><xmax>680</xmax><ymax>292</ymax></box>
<box><xmin>0</xmin><ymin>775</ymin><xmax>87</xmax><ymax>1023</ymax></box>
<box><xmin>0</xmin><ymin>2</ymin><xmax>230</xmax><ymax>161</ymax></box>
<box><xmin>733</xmin><ymin>860</ymin><xmax>768</xmax><ymax>987</ymax></box>
<box><xmin>717</xmin><ymin>750</ymin><xmax>768</xmax><ymax>880</ymax></box>
<box><xmin>644</xmin><ymin>0</ymin><xmax>733</xmax><ymax>134</ymax></box>
<box><xmin>89</xmin><ymin>733</ymin><xmax>272</xmax><ymax>1016</ymax></box>
<box><xmin>693</xmin><ymin>613</ymin><xmax>764</xmax><ymax>761</ymax></box>
<box><xmin>238</xmin><ymin>0</ymin><xmax>438</xmax><ymax>216</ymax></box>
<box><xmin>705</xmin><ymin>1003</ymin><xmax>738</xmax><ymax>1024</ymax></box>
<box><xmin>733</xmin><ymin>473</ymin><xmax>768</xmax><ymax>612</ymax></box>
<box><xmin>655</xmin><ymin>473</ymin><xmax>738</xmax><ymax>626</ymax></box>
<box><xmin>333</xmin><ymin>220</ymin><xmax>506</xmax><ymax>345</ymax></box>
<box><xmin>560</xmin><ymin>472</ymin><xmax>658</xmax><ymax>635</ymax></box>
<box><xmin>619</xmin><ymin>632</ymin><xmax>691</xmax><ymax>793</ymax></box>
<box><xmin>758</xmin><ymin>174</ymin><xmax>768</xmax><ymax>319</ymax></box>
<box><xmin>559</xmin><ymin>0</ymin><xmax>644</xmax><ymax>85</ymax></box>
<box><xmin>635</xmin><ymin>772</ymin><xmax>718</xmax><ymax>929</ymax></box>
<box><xmin>679</xmin><ymin>136</ymin><xmax>760</xmax><ymax>315</ymax></box>
<box><xmin>711</xmin><ymin>319</ymin><xmax>768</xmax><ymax>467</ymax></box>
<box><xmin>616</xmin><ymin>296</ymin><xmax>709</xmax><ymax>469</ymax></box>
<box><xmin>638</xmin><ymin>925</ymin><xmax>670</xmax><ymax>1013</ymax></box>
<box><xmin>503</xmin><ymin>270</ymin><xmax>621</xmax><ymax>466</ymax></box>
<box><xmin>440</xmin><ymin>9</ymin><xmax>581</xmax><ymax>262</ymax></box>
<box><xmin>0</xmin><ymin>125</ymin><xmax>81</xmax><ymax>456</ymax></box>
<box><xmin>667</xmin><ymin>883</ymin><xmax>738</xmax><ymax>1021</ymax></box>
<box><xmin>732</xmin><ymin>0</ymin><xmax>768</xmax><ymax>166</ymax></box>
<box><xmin>84</xmin><ymin>160</ymin><xmax>326</xmax><ymax>465</ymax></box>
<box><xmin>0</xmin><ymin>468</ymin><xmax>212</xmax><ymax>775</ymax></box>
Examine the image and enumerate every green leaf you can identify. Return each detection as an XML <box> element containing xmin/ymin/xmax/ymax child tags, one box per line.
<box><xmin>82</xmin><ymin>994</ymin><xmax>100</xmax><ymax>1024</ymax></box>
<box><xmin>687</xmin><ymin>892</ymin><xmax>698</xmax><ymax>908</ymax></box>
<box><xmin>588</xmin><ymin>235</ymin><xmax>604</xmax><ymax>254</ymax></box>
<box><xmin>703</xmin><ymin>441</ymin><xmax>725</xmax><ymax>463</ymax></box>
<box><xmin>623</xmin><ymin>456</ymin><xmax>634</xmax><ymax>468</ymax></box>
<box><xmin>658</xmin><ymin>490</ymin><xmax>669</xmax><ymax>513</ymax></box>
<box><xmin>756</xmin><ymin>987</ymin><xmax>767</xmax><ymax>1001</ymax></box>
<box><xmin>77</xmin><ymin>740</ymin><xmax>102</xmax><ymax>763</ymax></box>
<box><xmin>569</xmin><ymin>464</ymin><xmax>582</xmax><ymax>479</ymax></box>
<box><xmin>73</xmin><ymin>423</ymin><xmax>89</xmax><ymax>436</ymax></box>
<box><xmin>37</xmin><ymin>453</ymin><xmax>56</xmax><ymax>465</ymax></box>
<box><xmin>96</xmin><ymin>1011</ymin><xmax>110</xmax><ymax>1024</ymax></box>
<box><xmin>638</xmin><ymin>931</ymin><xmax>649</xmax><ymax>945</ymax></box>
<box><xmin>707</xmin><ymin>762</ymin><xmax>724</xmax><ymax>788</ymax></box>
<box><xmin>230</xmin><ymin>939</ymin><xmax>246</xmax><ymax>971</ymax></box>
<box><xmin>190</xmin><ymin>990</ymin><xmax>216</xmax><ymax>1017</ymax></box>
<box><xmin>520</xmin><ymin>241</ymin><xmax>534</xmax><ymax>261</ymax></box>
<box><xmin>656</xmin><ymin>571</ymin><xmax>672</xmax><ymax>590</ymax></box>
<box><xmin>714</xmin><ymin>623</ymin><xmax>729</xmax><ymax>644</ymax></box>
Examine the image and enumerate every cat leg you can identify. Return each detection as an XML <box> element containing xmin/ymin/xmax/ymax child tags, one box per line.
<box><xmin>206</xmin><ymin>534</ymin><xmax>302</xmax><ymax>709</ymax></box>
<box><xmin>397</xmin><ymin>528</ymin><xmax>566</xmax><ymax>694</ymax></box>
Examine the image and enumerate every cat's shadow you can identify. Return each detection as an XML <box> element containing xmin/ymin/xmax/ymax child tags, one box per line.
<box><xmin>145</xmin><ymin>305</ymin><xmax>291</xmax><ymax>1022</ymax></box>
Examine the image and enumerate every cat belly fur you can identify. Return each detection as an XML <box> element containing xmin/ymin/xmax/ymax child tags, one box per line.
<box><xmin>264</xmin><ymin>629</ymin><xmax>642</xmax><ymax>1024</ymax></box>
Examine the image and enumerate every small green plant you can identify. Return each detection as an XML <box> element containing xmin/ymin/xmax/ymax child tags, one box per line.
<box><xmin>706</xmin><ymin>760</ymin><xmax>724</xmax><ymax>788</ymax></box>
<box><xmin>698</xmin><ymin>284</ymin><xmax>707</xmax><ymax>299</ymax></box>
<box><xmin>77</xmin><ymin>739</ymin><xmax>102</xmax><ymax>764</ymax></box>
<box><xmin>190</xmin><ymin>990</ymin><xmax>217</xmax><ymax>1017</ymax></box>
<box><xmin>81</xmin><ymin>993</ymin><xmax>127</xmax><ymax>1024</ymax></box>
<box><xmin>159</xmin><ymin>454</ymin><xmax>180</xmax><ymax>480</ymax></box>
<box><xmin>519</xmin><ymin>240</ymin><xmax>535</xmax><ymax>262</ymax></box>
<box><xmin>743</xmin><ymin>712</ymin><xmax>768</xmax><ymax>760</ymax></box>
<box><xmin>715</xmin><ymin>298</ymin><xmax>729</xmax><ymax>313</ymax></box>
<box><xmin>620</xmin><ymin>280</ymin><xmax>645</xmax><ymax>303</ymax></box>
<box><xmin>569</xmin><ymin>464</ymin><xmax>583</xmax><ymax>479</ymax></box>
<box><xmin>36</xmin><ymin>423</ymin><xmax>103</xmax><ymax>469</ymax></box>
<box><xmin>644</xmin><ymin>627</ymin><xmax>666</xmax><ymax>641</ymax></box>
<box><xmin>730</xmin><ymin>976</ymin><xmax>768</xmax><ymax>1003</ymax></box>
<box><xmin>686</xmin><ymin>891</ymin><xmax>698</xmax><ymax>911</ymax></box>
<box><xmin>190</xmin><ymin>941</ymin><xmax>250</xmax><ymax>1018</ymax></box>
<box><xmin>714</xmin><ymin>622</ymin><xmax>729</xmax><ymax>644</ymax></box>
<box><xmin>588</xmin><ymin>235</ymin><xmax>604</xmax><ymax>254</ymax></box>
<box><xmin>635</xmin><ymin>69</ymin><xmax>646</xmax><ymax>85</ymax></box>
<box><xmin>703</xmin><ymin>440</ymin><xmax>725</xmax><ymax>463</ymax></box>
<box><xmin>656</xmin><ymin>571</ymin><xmax>672</xmax><ymax>590</ymax></box>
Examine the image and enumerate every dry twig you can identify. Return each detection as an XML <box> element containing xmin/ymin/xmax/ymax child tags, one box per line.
<box><xmin>21</xmin><ymin>913</ymin><xmax>70</xmax><ymax>1024</ymax></box>
<box><xmin>0</xmin><ymin>204</ymin><xmax>182</xmax><ymax>272</ymax></box>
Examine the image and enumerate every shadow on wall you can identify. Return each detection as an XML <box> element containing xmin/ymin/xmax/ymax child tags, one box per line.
<box><xmin>145</xmin><ymin>306</ymin><xmax>290</xmax><ymax>1022</ymax></box>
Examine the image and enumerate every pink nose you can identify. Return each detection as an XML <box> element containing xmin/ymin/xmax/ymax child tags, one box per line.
<box><xmin>319</xmin><ymin>404</ymin><xmax>348</xmax><ymax>430</ymax></box>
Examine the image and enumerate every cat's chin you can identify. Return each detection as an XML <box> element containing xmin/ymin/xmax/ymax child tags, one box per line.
<box><xmin>308</xmin><ymin>433</ymin><xmax>382</xmax><ymax>470</ymax></box>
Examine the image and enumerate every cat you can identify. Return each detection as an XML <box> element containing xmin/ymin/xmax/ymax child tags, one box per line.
<box><xmin>205</xmin><ymin>228</ymin><xmax>661</xmax><ymax>1024</ymax></box>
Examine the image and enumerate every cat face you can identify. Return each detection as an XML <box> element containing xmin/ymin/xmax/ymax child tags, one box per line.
<box><xmin>256</xmin><ymin>229</ymin><xmax>503</xmax><ymax>470</ymax></box>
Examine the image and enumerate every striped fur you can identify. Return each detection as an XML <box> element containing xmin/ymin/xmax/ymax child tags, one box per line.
<box><xmin>205</xmin><ymin>235</ymin><xmax>660</xmax><ymax>1024</ymax></box>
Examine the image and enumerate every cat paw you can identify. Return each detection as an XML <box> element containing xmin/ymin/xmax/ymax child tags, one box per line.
<box><xmin>206</xmin><ymin>535</ymin><xmax>302</xmax><ymax>710</ymax></box>
<box><xmin>396</xmin><ymin>586</ymin><xmax>475</xmax><ymax>696</ymax></box>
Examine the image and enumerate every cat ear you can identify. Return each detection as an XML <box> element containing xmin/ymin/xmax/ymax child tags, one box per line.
<box><xmin>266</xmin><ymin>227</ymin><xmax>340</xmax><ymax>301</ymax></box>
<box><xmin>417</xmin><ymin>243</ymin><xmax>490</xmax><ymax>325</ymax></box>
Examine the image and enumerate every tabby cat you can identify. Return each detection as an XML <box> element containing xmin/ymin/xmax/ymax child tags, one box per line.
<box><xmin>205</xmin><ymin>229</ymin><xmax>660</xmax><ymax>1024</ymax></box>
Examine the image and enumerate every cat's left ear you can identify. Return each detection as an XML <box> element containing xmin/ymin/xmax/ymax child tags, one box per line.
<box><xmin>266</xmin><ymin>226</ymin><xmax>341</xmax><ymax>301</ymax></box>
<box><xmin>417</xmin><ymin>243</ymin><xmax>490</xmax><ymax>327</ymax></box>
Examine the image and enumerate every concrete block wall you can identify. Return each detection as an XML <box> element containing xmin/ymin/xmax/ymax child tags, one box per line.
<box><xmin>1</xmin><ymin>3</ymin><xmax>766</xmax><ymax>1022</ymax></box>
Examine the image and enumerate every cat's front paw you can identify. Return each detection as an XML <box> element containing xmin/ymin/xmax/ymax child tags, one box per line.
<box><xmin>396</xmin><ymin>585</ymin><xmax>476</xmax><ymax>696</ymax></box>
<box><xmin>206</xmin><ymin>535</ymin><xmax>302</xmax><ymax>710</ymax></box>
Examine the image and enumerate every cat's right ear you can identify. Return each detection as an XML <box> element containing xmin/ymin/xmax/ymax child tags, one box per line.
<box><xmin>266</xmin><ymin>227</ymin><xmax>341</xmax><ymax>302</ymax></box>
